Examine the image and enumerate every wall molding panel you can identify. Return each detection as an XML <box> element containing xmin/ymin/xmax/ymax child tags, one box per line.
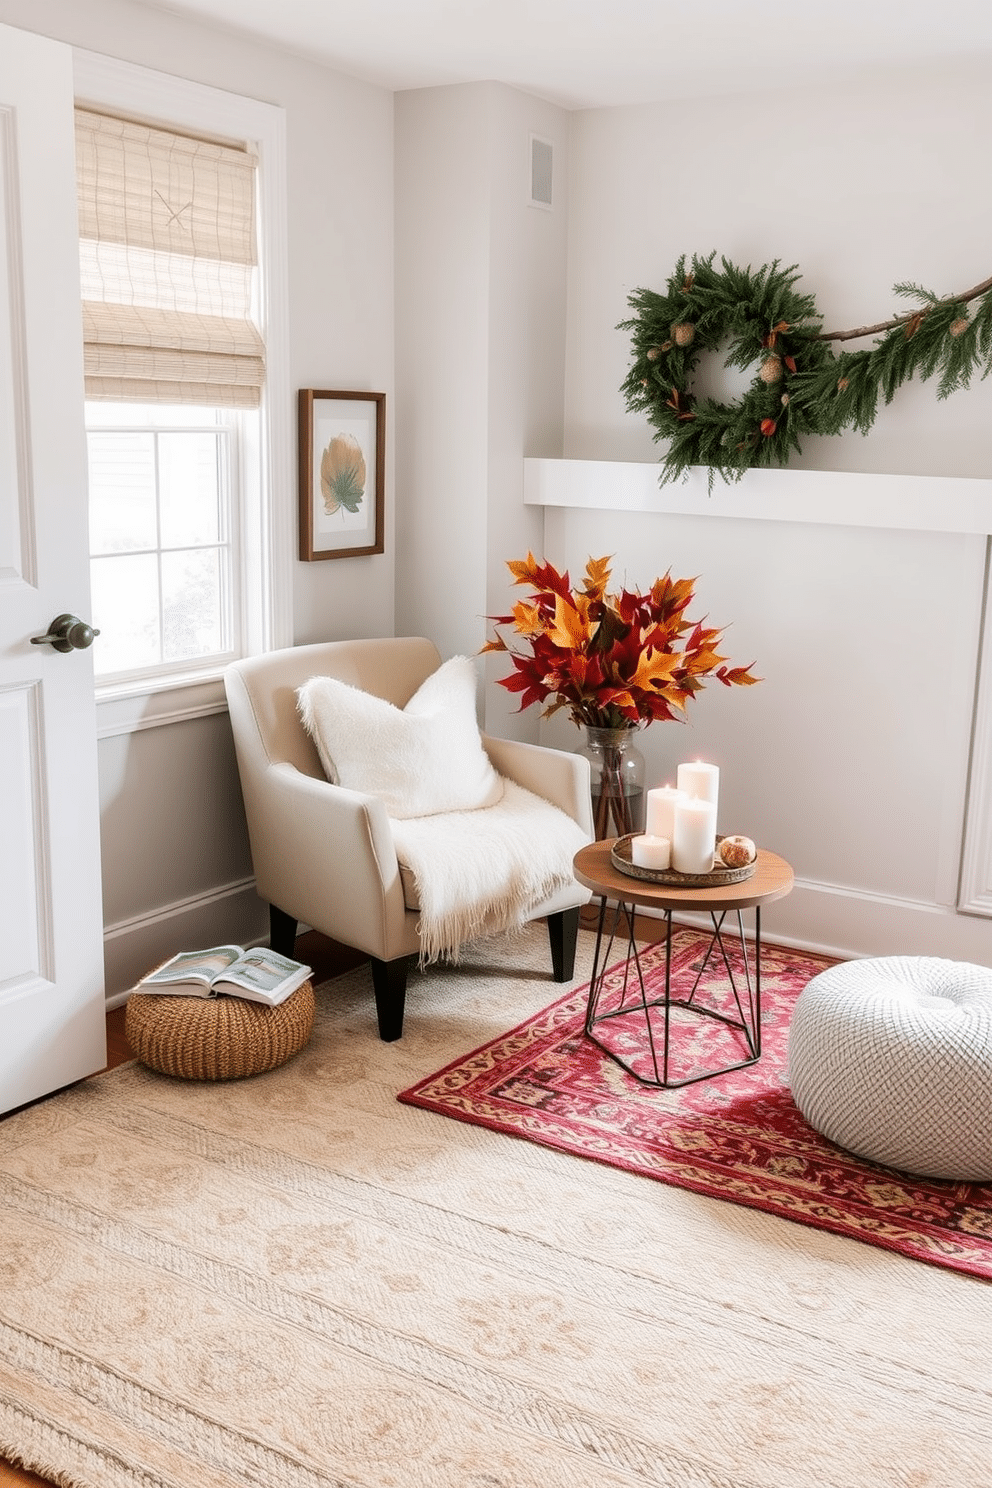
<box><xmin>530</xmin><ymin>460</ymin><xmax>992</xmax><ymax>955</ymax></box>
<box><xmin>958</xmin><ymin>540</ymin><xmax>992</xmax><ymax>915</ymax></box>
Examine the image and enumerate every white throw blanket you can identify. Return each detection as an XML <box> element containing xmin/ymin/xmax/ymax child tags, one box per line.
<box><xmin>389</xmin><ymin>779</ymin><xmax>591</xmax><ymax>965</ymax></box>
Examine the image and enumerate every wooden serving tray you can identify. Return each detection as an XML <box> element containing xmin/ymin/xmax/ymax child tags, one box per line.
<box><xmin>610</xmin><ymin>833</ymin><xmax>757</xmax><ymax>888</ymax></box>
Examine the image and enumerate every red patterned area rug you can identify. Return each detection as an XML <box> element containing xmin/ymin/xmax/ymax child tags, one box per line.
<box><xmin>399</xmin><ymin>929</ymin><xmax>992</xmax><ymax>1281</ymax></box>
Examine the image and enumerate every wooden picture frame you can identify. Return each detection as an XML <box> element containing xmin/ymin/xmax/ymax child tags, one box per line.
<box><xmin>298</xmin><ymin>389</ymin><xmax>385</xmax><ymax>560</ymax></box>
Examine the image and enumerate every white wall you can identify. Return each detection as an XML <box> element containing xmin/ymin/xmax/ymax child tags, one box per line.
<box><xmin>542</xmin><ymin>62</ymin><xmax>992</xmax><ymax>961</ymax></box>
<box><xmin>482</xmin><ymin>87</ymin><xmax>570</xmax><ymax>743</ymax></box>
<box><xmin>394</xmin><ymin>86</ymin><xmax>493</xmax><ymax>663</ymax></box>
<box><xmin>563</xmin><ymin>61</ymin><xmax>992</xmax><ymax>478</ymax></box>
<box><xmin>0</xmin><ymin>0</ymin><xmax>396</xmax><ymax>991</ymax></box>
<box><xmin>394</xmin><ymin>82</ymin><xmax>569</xmax><ymax>742</ymax></box>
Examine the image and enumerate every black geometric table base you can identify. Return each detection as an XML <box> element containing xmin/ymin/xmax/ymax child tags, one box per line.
<box><xmin>584</xmin><ymin>896</ymin><xmax>763</xmax><ymax>1088</ymax></box>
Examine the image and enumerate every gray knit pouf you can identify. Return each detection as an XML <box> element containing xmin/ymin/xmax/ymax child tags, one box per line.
<box><xmin>787</xmin><ymin>956</ymin><xmax>992</xmax><ymax>1181</ymax></box>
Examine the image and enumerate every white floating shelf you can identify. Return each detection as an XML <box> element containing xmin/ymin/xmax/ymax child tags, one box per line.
<box><xmin>523</xmin><ymin>459</ymin><xmax>992</xmax><ymax>535</ymax></box>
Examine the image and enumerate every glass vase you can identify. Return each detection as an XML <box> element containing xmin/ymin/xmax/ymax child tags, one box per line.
<box><xmin>578</xmin><ymin>725</ymin><xmax>646</xmax><ymax>840</ymax></box>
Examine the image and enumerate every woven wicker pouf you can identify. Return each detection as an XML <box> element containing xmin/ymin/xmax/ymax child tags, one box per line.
<box><xmin>125</xmin><ymin>980</ymin><xmax>316</xmax><ymax>1080</ymax></box>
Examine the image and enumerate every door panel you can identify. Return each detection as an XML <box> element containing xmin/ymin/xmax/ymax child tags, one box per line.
<box><xmin>0</xmin><ymin>683</ymin><xmax>46</xmax><ymax>987</ymax></box>
<box><xmin>0</xmin><ymin>23</ymin><xmax>106</xmax><ymax>1113</ymax></box>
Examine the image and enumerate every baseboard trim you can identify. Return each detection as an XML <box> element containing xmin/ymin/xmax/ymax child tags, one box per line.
<box><xmin>105</xmin><ymin>868</ymin><xmax>992</xmax><ymax>1010</ymax></box>
<box><xmin>611</xmin><ymin>874</ymin><xmax>992</xmax><ymax>967</ymax></box>
<box><xmin>103</xmin><ymin>877</ymin><xmax>268</xmax><ymax>1005</ymax></box>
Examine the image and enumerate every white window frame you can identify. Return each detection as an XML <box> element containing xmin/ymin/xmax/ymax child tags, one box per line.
<box><xmin>72</xmin><ymin>48</ymin><xmax>292</xmax><ymax>739</ymax></box>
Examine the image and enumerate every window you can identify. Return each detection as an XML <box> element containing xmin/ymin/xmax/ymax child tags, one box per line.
<box><xmin>76</xmin><ymin>105</ymin><xmax>261</xmax><ymax>685</ymax></box>
<box><xmin>86</xmin><ymin>402</ymin><xmax>241</xmax><ymax>680</ymax></box>
<box><xmin>72</xmin><ymin>51</ymin><xmax>292</xmax><ymax>700</ymax></box>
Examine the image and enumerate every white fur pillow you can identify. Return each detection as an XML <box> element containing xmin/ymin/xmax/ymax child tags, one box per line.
<box><xmin>297</xmin><ymin>655</ymin><xmax>503</xmax><ymax>819</ymax></box>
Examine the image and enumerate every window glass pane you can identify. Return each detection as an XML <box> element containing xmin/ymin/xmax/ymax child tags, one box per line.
<box><xmin>87</xmin><ymin>402</ymin><xmax>239</xmax><ymax>682</ymax></box>
<box><xmin>159</xmin><ymin>432</ymin><xmax>221</xmax><ymax>547</ymax></box>
<box><xmin>87</xmin><ymin>432</ymin><xmax>157</xmax><ymax>555</ymax></box>
<box><xmin>90</xmin><ymin>553</ymin><xmax>160</xmax><ymax>673</ymax></box>
<box><xmin>162</xmin><ymin>548</ymin><xmax>223</xmax><ymax>662</ymax></box>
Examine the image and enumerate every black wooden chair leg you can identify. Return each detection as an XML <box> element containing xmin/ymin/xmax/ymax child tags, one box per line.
<box><xmin>269</xmin><ymin>904</ymin><xmax>298</xmax><ymax>957</ymax></box>
<box><xmin>370</xmin><ymin>955</ymin><xmax>410</xmax><ymax>1041</ymax></box>
<box><xmin>547</xmin><ymin>906</ymin><xmax>580</xmax><ymax>982</ymax></box>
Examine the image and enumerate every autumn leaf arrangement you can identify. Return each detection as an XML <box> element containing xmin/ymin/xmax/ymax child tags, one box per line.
<box><xmin>483</xmin><ymin>553</ymin><xmax>759</xmax><ymax>731</ymax></box>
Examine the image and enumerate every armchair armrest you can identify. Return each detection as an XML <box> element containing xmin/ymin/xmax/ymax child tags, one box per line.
<box><xmin>246</xmin><ymin>763</ymin><xmax>418</xmax><ymax>962</ymax></box>
<box><xmin>482</xmin><ymin>734</ymin><xmax>594</xmax><ymax>838</ymax></box>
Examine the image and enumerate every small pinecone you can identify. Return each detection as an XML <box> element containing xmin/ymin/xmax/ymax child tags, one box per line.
<box><xmin>759</xmin><ymin>356</ymin><xmax>783</xmax><ymax>384</ymax></box>
<box><xmin>837</xmin><ymin>376</ymin><xmax>850</xmax><ymax>392</ymax></box>
<box><xmin>780</xmin><ymin>393</ymin><xmax>790</xmax><ymax>407</ymax></box>
<box><xmin>646</xmin><ymin>346</ymin><xmax>661</xmax><ymax>361</ymax></box>
<box><xmin>950</xmin><ymin>317</ymin><xmax>970</xmax><ymax>338</ymax></box>
<box><xmin>672</xmin><ymin>322</ymin><xmax>695</xmax><ymax>347</ymax></box>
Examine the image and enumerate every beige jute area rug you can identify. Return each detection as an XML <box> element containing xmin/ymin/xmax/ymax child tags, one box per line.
<box><xmin>1</xmin><ymin>925</ymin><xmax>990</xmax><ymax>1488</ymax></box>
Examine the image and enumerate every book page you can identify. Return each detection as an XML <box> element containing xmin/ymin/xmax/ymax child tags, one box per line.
<box><xmin>141</xmin><ymin>946</ymin><xmax>243</xmax><ymax>986</ymax></box>
<box><xmin>218</xmin><ymin>947</ymin><xmax>308</xmax><ymax>996</ymax></box>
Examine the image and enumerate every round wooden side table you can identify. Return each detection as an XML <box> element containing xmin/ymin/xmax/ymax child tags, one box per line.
<box><xmin>573</xmin><ymin>839</ymin><xmax>794</xmax><ymax>1088</ymax></box>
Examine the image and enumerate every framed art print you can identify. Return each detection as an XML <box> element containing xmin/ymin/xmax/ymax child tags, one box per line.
<box><xmin>298</xmin><ymin>389</ymin><xmax>385</xmax><ymax>560</ymax></box>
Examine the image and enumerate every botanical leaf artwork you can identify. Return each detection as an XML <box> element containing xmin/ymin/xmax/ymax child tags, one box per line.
<box><xmin>320</xmin><ymin>433</ymin><xmax>366</xmax><ymax>515</ymax></box>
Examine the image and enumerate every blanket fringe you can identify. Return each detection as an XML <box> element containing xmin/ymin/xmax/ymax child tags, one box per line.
<box><xmin>389</xmin><ymin>779</ymin><xmax>590</xmax><ymax>966</ymax></box>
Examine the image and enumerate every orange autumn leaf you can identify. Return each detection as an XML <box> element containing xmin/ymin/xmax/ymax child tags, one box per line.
<box><xmin>510</xmin><ymin>600</ymin><xmax>546</xmax><ymax>637</ymax></box>
<box><xmin>547</xmin><ymin>593</ymin><xmax>596</xmax><ymax>651</ymax></box>
<box><xmin>507</xmin><ymin>553</ymin><xmax>542</xmax><ymax>585</ymax></box>
<box><xmin>719</xmin><ymin>665</ymin><xmax>762</xmax><ymax>686</ymax></box>
<box><xmin>628</xmin><ymin>647</ymin><xmax>680</xmax><ymax>692</ymax></box>
<box><xmin>582</xmin><ymin>554</ymin><xmax>613</xmax><ymax>602</ymax></box>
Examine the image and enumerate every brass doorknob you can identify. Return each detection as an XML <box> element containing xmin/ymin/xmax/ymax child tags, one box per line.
<box><xmin>30</xmin><ymin>613</ymin><xmax>101</xmax><ymax>653</ymax></box>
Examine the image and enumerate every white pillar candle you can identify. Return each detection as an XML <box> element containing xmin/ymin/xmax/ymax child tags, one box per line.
<box><xmin>630</xmin><ymin>833</ymin><xmax>671</xmax><ymax>870</ymax></box>
<box><xmin>645</xmin><ymin>784</ymin><xmax>686</xmax><ymax>841</ymax></box>
<box><xmin>677</xmin><ymin>760</ymin><xmax>720</xmax><ymax>811</ymax></box>
<box><xmin>672</xmin><ymin>796</ymin><xmax>717</xmax><ymax>875</ymax></box>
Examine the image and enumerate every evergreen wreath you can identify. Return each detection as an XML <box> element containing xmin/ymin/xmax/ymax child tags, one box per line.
<box><xmin>620</xmin><ymin>253</ymin><xmax>992</xmax><ymax>486</ymax></box>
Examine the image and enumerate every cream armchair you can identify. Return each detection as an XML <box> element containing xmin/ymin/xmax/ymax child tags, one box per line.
<box><xmin>224</xmin><ymin>638</ymin><xmax>593</xmax><ymax>1041</ymax></box>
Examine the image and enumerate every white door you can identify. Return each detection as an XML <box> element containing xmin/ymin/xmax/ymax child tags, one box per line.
<box><xmin>0</xmin><ymin>23</ymin><xmax>107</xmax><ymax>1113</ymax></box>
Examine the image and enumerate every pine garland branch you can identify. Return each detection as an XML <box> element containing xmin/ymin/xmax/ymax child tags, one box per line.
<box><xmin>620</xmin><ymin>254</ymin><xmax>992</xmax><ymax>487</ymax></box>
<box><xmin>818</xmin><ymin>274</ymin><xmax>992</xmax><ymax>342</ymax></box>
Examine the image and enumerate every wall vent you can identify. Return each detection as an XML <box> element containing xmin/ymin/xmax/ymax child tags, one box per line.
<box><xmin>529</xmin><ymin>135</ymin><xmax>553</xmax><ymax>208</ymax></box>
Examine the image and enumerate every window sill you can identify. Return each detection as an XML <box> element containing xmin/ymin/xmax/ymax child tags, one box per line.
<box><xmin>95</xmin><ymin>668</ymin><xmax>230</xmax><ymax>738</ymax></box>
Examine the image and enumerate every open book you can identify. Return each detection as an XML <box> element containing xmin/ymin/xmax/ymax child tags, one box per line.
<box><xmin>132</xmin><ymin>945</ymin><xmax>312</xmax><ymax>1007</ymax></box>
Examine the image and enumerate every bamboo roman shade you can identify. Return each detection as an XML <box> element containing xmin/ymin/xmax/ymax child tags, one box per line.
<box><xmin>75</xmin><ymin>108</ymin><xmax>265</xmax><ymax>407</ymax></box>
